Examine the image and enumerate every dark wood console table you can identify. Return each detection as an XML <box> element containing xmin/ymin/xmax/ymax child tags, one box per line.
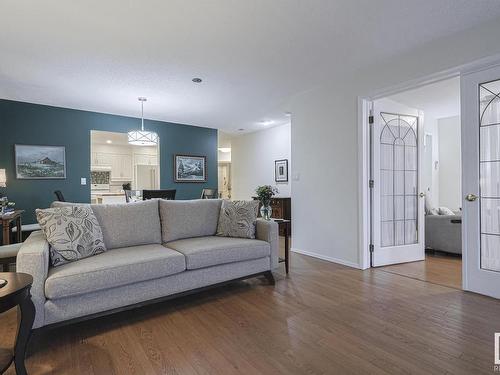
<box><xmin>254</xmin><ymin>197</ymin><xmax>291</xmax><ymax>236</ymax></box>
<box><xmin>275</xmin><ymin>219</ymin><xmax>291</xmax><ymax>274</ymax></box>
<box><xmin>0</xmin><ymin>272</ymin><xmax>35</xmax><ymax>375</ymax></box>
<box><xmin>1</xmin><ymin>211</ymin><xmax>24</xmax><ymax>245</ymax></box>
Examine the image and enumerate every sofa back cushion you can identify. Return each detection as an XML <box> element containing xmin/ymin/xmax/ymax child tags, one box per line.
<box><xmin>51</xmin><ymin>201</ymin><xmax>90</xmax><ymax>208</ymax></box>
<box><xmin>160</xmin><ymin>199</ymin><xmax>222</xmax><ymax>243</ymax></box>
<box><xmin>91</xmin><ymin>200</ymin><xmax>161</xmax><ymax>249</ymax></box>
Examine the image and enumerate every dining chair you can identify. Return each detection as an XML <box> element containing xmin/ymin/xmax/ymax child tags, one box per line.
<box><xmin>200</xmin><ymin>188</ymin><xmax>218</xmax><ymax>199</ymax></box>
<box><xmin>142</xmin><ymin>189</ymin><xmax>176</xmax><ymax>200</ymax></box>
<box><xmin>124</xmin><ymin>190</ymin><xmax>142</xmax><ymax>203</ymax></box>
<box><xmin>54</xmin><ymin>190</ymin><xmax>66</xmax><ymax>202</ymax></box>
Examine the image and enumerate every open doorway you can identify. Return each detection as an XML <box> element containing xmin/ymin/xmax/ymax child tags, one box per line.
<box><xmin>218</xmin><ymin>131</ymin><xmax>232</xmax><ymax>199</ymax></box>
<box><xmin>368</xmin><ymin>77</ymin><xmax>462</xmax><ymax>289</ymax></box>
<box><xmin>90</xmin><ymin>130</ymin><xmax>160</xmax><ymax>204</ymax></box>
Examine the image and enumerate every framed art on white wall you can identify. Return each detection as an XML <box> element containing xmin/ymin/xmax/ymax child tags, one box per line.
<box><xmin>275</xmin><ymin>159</ymin><xmax>288</xmax><ymax>182</ymax></box>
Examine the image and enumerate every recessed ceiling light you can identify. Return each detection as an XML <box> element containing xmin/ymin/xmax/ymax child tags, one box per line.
<box><xmin>106</xmin><ymin>140</ymin><xmax>112</xmax><ymax>144</ymax></box>
<box><xmin>192</xmin><ymin>78</ymin><xmax>203</xmax><ymax>83</ymax></box>
<box><xmin>238</xmin><ymin>128</ymin><xmax>245</xmax><ymax>131</ymax></box>
<box><xmin>218</xmin><ymin>147</ymin><xmax>231</xmax><ymax>153</ymax></box>
<box><xmin>260</xmin><ymin>120</ymin><xmax>274</xmax><ymax>126</ymax></box>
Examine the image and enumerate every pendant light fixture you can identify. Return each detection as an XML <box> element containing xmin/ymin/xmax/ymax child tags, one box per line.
<box><xmin>128</xmin><ymin>97</ymin><xmax>159</xmax><ymax>146</ymax></box>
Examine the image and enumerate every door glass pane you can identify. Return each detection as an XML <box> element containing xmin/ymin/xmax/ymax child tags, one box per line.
<box><xmin>379</xmin><ymin>112</ymin><xmax>418</xmax><ymax>247</ymax></box>
<box><xmin>480</xmin><ymin>79</ymin><xmax>500</xmax><ymax>271</ymax></box>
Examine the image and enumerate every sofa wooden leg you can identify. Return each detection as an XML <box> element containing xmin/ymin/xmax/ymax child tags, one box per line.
<box><xmin>263</xmin><ymin>271</ymin><xmax>275</xmax><ymax>285</ymax></box>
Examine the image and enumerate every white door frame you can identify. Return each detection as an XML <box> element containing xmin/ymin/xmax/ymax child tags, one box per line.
<box><xmin>357</xmin><ymin>53</ymin><xmax>500</xmax><ymax>284</ymax></box>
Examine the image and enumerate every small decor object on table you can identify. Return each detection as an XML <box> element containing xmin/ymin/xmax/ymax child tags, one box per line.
<box><xmin>174</xmin><ymin>154</ymin><xmax>207</xmax><ymax>182</ymax></box>
<box><xmin>0</xmin><ymin>272</ymin><xmax>34</xmax><ymax>375</ymax></box>
<box><xmin>275</xmin><ymin>159</ymin><xmax>289</xmax><ymax>182</ymax></box>
<box><xmin>256</xmin><ymin>185</ymin><xmax>278</xmax><ymax>220</ymax></box>
<box><xmin>15</xmin><ymin>144</ymin><xmax>66</xmax><ymax>179</ymax></box>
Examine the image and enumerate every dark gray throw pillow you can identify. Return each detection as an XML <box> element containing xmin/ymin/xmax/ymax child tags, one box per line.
<box><xmin>36</xmin><ymin>205</ymin><xmax>107</xmax><ymax>267</ymax></box>
<box><xmin>216</xmin><ymin>200</ymin><xmax>259</xmax><ymax>239</ymax></box>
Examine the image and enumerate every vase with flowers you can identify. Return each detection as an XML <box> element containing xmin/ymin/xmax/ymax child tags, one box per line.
<box><xmin>255</xmin><ymin>185</ymin><xmax>278</xmax><ymax>220</ymax></box>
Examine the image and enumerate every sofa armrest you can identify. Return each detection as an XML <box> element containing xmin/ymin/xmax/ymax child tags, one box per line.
<box><xmin>16</xmin><ymin>230</ymin><xmax>49</xmax><ymax>328</ymax></box>
<box><xmin>255</xmin><ymin>219</ymin><xmax>279</xmax><ymax>270</ymax></box>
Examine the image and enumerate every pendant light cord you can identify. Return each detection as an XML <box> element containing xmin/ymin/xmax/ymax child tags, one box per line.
<box><xmin>141</xmin><ymin>99</ymin><xmax>144</xmax><ymax>131</ymax></box>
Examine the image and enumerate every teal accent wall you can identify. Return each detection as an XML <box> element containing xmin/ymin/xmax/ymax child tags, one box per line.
<box><xmin>0</xmin><ymin>99</ymin><xmax>218</xmax><ymax>224</ymax></box>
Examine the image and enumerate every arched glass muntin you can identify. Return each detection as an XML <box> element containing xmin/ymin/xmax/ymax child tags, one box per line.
<box><xmin>379</xmin><ymin>112</ymin><xmax>418</xmax><ymax>248</ymax></box>
<box><xmin>479</xmin><ymin>79</ymin><xmax>500</xmax><ymax>272</ymax></box>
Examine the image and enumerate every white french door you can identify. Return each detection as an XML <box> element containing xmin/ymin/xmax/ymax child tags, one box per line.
<box><xmin>371</xmin><ymin>98</ymin><xmax>425</xmax><ymax>266</ymax></box>
<box><xmin>462</xmin><ymin>65</ymin><xmax>500</xmax><ymax>298</ymax></box>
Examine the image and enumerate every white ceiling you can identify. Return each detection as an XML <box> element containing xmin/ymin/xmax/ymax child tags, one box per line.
<box><xmin>1</xmin><ymin>1</ymin><xmax>499</xmax><ymax>133</ymax></box>
<box><xmin>389</xmin><ymin>77</ymin><xmax>460</xmax><ymax>119</ymax></box>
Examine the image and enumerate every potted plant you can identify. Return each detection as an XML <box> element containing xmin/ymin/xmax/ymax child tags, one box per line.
<box><xmin>255</xmin><ymin>185</ymin><xmax>278</xmax><ymax>220</ymax></box>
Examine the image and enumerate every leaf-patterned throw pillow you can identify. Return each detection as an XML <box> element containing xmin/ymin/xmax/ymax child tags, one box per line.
<box><xmin>216</xmin><ymin>200</ymin><xmax>259</xmax><ymax>239</ymax></box>
<box><xmin>36</xmin><ymin>206</ymin><xmax>107</xmax><ymax>267</ymax></box>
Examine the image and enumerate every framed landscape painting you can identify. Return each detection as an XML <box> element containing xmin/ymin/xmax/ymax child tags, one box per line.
<box><xmin>174</xmin><ymin>154</ymin><xmax>207</xmax><ymax>182</ymax></box>
<box><xmin>275</xmin><ymin>159</ymin><xmax>288</xmax><ymax>182</ymax></box>
<box><xmin>15</xmin><ymin>144</ymin><xmax>66</xmax><ymax>179</ymax></box>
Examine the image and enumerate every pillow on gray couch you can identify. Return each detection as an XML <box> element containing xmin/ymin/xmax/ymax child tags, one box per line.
<box><xmin>36</xmin><ymin>205</ymin><xmax>107</xmax><ymax>267</ymax></box>
<box><xmin>216</xmin><ymin>200</ymin><xmax>259</xmax><ymax>239</ymax></box>
<box><xmin>438</xmin><ymin>206</ymin><xmax>455</xmax><ymax>215</ymax></box>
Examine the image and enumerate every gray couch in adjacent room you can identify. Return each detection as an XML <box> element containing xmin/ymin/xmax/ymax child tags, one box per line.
<box><xmin>425</xmin><ymin>214</ymin><xmax>462</xmax><ymax>255</ymax></box>
<box><xmin>16</xmin><ymin>199</ymin><xmax>278</xmax><ymax>329</ymax></box>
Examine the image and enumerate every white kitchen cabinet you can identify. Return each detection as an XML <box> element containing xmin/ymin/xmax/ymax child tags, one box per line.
<box><xmin>110</xmin><ymin>154</ymin><xmax>133</xmax><ymax>181</ymax></box>
<box><xmin>92</xmin><ymin>152</ymin><xmax>112</xmax><ymax>166</ymax></box>
<box><xmin>134</xmin><ymin>154</ymin><xmax>158</xmax><ymax>166</ymax></box>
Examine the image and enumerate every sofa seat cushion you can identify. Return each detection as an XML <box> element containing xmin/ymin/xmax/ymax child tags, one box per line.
<box><xmin>166</xmin><ymin>236</ymin><xmax>270</xmax><ymax>270</ymax></box>
<box><xmin>45</xmin><ymin>244</ymin><xmax>185</xmax><ymax>299</ymax></box>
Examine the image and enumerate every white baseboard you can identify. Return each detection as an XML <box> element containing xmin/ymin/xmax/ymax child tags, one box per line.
<box><xmin>291</xmin><ymin>248</ymin><xmax>361</xmax><ymax>269</ymax></box>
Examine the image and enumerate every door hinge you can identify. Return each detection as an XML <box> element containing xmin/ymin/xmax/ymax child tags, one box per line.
<box><xmin>369</xmin><ymin>180</ymin><xmax>374</xmax><ymax>188</ymax></box>
<box><xmin>368</xmin><ymin>112</ymin><xmax>374</xmax><ymax>125</ymax></box>
<box><xmin>369</xmin><ymin>244</ymin><xmax>374</xmax><ymax>253</ymax></box>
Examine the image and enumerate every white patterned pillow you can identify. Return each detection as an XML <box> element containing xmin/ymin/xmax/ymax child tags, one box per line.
<box><xmin>437</xmin><ymin>206</ymin><xmax>455</xmax><ymax>215</ymax></box>
<box><xmin>36</xmin><ymin>206</ymin><xmax>107</xmax><ymax>267</ymax></box>
<box><xmin>216</xmin><ymin>200</ymin><xmax>259</xmax><ymax>239</ymax></box>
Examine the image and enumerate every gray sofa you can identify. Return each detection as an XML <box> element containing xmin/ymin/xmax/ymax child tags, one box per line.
<box><xmin>16</xmin><ymin>199</ymin><xmax>278</xmax><ymax>329</ymax></box>
<box><xmin>425</xmin><ymin>214</ymin><xmax>462</xmax><ymax>255</ymax></box>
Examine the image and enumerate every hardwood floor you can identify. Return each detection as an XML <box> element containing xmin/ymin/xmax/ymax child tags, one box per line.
<box><xmin>378</xmin><ymin>252</ymin><xmax>462</xmax><ymax>289</ymax></box>
<box><xmin>1</xmin><ymin>248</ymin><xmax>499</xmax><ymax>374</ymax></box>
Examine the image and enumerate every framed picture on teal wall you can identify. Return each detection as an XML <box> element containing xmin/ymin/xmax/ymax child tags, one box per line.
<box><xmin>174</xmin><ymin>154</ymin><xmax>207</xmax><ymax>182</ymax></box>
<box><xmin>15</xmin><ymin>144</ymin><xmax>66</xmax><ymax>179</ymax></box>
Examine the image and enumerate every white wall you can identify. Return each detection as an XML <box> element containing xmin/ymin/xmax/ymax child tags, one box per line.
<box><xmin>290</xmin><ymin>19</ymin><xmax>500</xmax><ymax>268</ymax></box>
<box><xmin>423</xmin><ymin>115</ymin><xmax>440</xmax><ymax>208</ymax></box>
<box><xmin>218</xmin><ymin>131</ymin><xmax>232</xmax><ymax>163</ymax></box>
<box><xmin>231</xmin><ymin>124</ymin><xmax>291</xmax><ymax>200</ymax></box>
<box><xmin>438</xmin><ymin>115</ymin><xmax>461</xmax><ymax>211</ymax></box>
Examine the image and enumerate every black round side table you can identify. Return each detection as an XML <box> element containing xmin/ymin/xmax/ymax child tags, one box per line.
<box><xmin>0</xmin><ymin>272</ymin><xmax>34</xmax><ymax>375</ymax></box>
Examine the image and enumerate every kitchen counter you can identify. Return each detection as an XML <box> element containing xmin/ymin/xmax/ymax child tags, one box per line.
<box><xmin>92</xmin><ymin>192</ymin><xmax>126</xmax><ymax>204</ymax></box>
<box><xmin>92</xmin><ymin>192</ymin><xmax>126</xmax><ymax>196</ymax></box>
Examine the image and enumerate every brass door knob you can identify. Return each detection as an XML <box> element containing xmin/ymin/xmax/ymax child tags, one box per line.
<box><xmin>466</xmin><ymin>194</ymin><xmax>479</xmax><ymax>202</ymax></box>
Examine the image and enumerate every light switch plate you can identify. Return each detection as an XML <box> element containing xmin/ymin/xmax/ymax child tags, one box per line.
<box><xmin>293</xmin><ymin>172</ymin><xmax>300</xmax><ymax>181</ymax></box>
<box><xmin>81</xmin><ymin>178</ymin><xmax>87</xmax><ymax>185</ymax></box>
